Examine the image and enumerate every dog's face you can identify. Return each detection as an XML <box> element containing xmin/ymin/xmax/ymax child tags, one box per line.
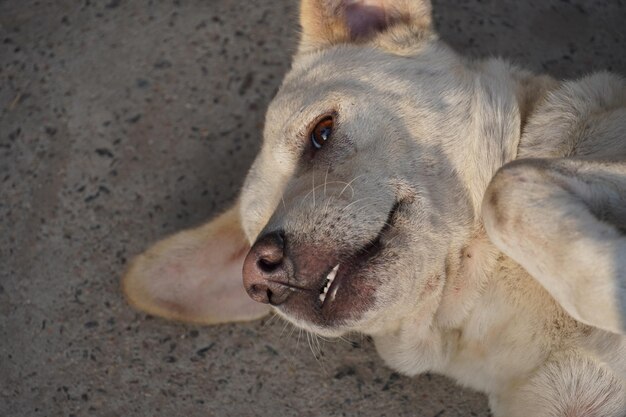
<box><xmin>239</xmin><ymin>1</ymin><xmax>479</xmax><ymax>337</ymax></box>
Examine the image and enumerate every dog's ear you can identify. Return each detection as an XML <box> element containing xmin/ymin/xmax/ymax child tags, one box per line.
<box><xmin>299</xmin><ymin>0</ymin><xmax>432</xmax><ymax>52</ymax></box>
<box><xmin>122</xmin><ymin>203</ymin><xmax>270</xmax><ymax>325</ymax></box>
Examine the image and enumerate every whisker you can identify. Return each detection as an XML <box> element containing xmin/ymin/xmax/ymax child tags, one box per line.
<box><xmin>261</xmin><ymin>312</ymin><xmax>279</xmax><ymax>328</ymax></box>
<box><xmin>280</xmin><ymin>319</ymin><xmax>290</xmax><ymax>337</ymax></box>
<box><xmin>301</xmin><ymin>180</ymin><xmax>353</xmax><ymax>203</ymax></box>
<box><xmin>322</xmin><ymin>194</ymin><xmax>336</xmax><ymax>222</ymax></box>
<box><xmin>345</xmin><ymin>203</ymin><xmax>381</xmax><ymax>217</ymax></box>
<box><xmin>312</xmin><ymin>175</ymin><xmax>316</xmax><ymax>209</ymax></box>
<box><xmin>338</xmin><ymin>174</ymin><xmax>366</xmax><ymax>199</ymax></box>
<box><xmin>342</xmin><ymin>197</ymin><xmax>377</xmax><ymax>212</ymax></box>
<box><xmin>307</xmin><ymin>331</ymin><xmax>329</xmax><ymax>373</ymax></box>
<box><xmin>314</xmin><ymin>333</ymin><xmax>323</xmax><ymax>357</ymax></box>
<box><xmin>306</xmin><ymin>332</ymin><xmax>316</xmax><ymax>358</ymax></box>
<box><xmin>316</xmin><ymin>334</ymin><xmax>334</xmax><ymax>343</ymax></box>
<box><xmin>297</xmin><ymin>328</ymin><xmax>303</xmax><ymax>350</ymax></box>
<box><xmin>324</xmin><ymin>166</ymin><xmax>330</xmax><ymax>198</ymax></box>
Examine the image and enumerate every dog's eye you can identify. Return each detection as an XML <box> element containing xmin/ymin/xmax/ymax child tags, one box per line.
<box><xmin>310</xmin><ymin>116</ymin><xmax>334</xmax><ymax>150</ymax></box>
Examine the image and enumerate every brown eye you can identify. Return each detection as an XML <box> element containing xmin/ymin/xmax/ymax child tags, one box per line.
<box><xmin>310</xmin><ymin>116</ymin><xmax>334</xmax><ymax>150</ymax></box>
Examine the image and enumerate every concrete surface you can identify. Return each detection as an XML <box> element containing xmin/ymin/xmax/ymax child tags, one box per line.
<box><xmin>1</xmin><ymin>0</ymin><xmax>624</xmax><ymax>416</ymax></box>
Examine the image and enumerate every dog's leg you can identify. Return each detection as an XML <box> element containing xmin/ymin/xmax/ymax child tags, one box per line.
<box><xmin>491</xmin><ymin>350</ymin><xmax>625</xmax><ymax>417</ymax></box>
<box><xmin>482</xmin><ymin>158</ymin><xmax>626</xmax><ymax>334</ymax></box>
<box><xmin>122</xmin><ymin>202</ymin><xmax>270</xmax><ymax>324</ymax></box>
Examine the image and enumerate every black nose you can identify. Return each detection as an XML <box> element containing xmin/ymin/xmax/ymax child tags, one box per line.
<box><xmin>242</xmin><ymin>231</ymin><xmax>292</xmax><ymax>306</ymax></box>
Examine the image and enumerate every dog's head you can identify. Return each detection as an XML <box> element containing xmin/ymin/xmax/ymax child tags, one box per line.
<box><xmin>123</xmin><ymin>0</ymin><xmax>521</xmax><ymax>336</ymax></box>
<box><xmin>238</xmin><ymin>0</ymin><xmax>522</xmax><ymax>336</ymax></box>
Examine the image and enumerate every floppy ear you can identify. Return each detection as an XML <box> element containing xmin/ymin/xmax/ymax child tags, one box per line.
<box><xmin>299</xmin><ymin>0</ymin><xmax>433</xmax><ymax>52</ymax></box>
<box><xmin>122</xmin><ymin>202</ymin><xmax>270</xmax><ymax>325</ymax></box>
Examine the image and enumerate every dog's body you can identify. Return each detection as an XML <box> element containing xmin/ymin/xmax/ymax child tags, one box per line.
<box><xmin>123</xmin><ymin>1</ymin><xmax>626</xmax><ymax>415</ymax></box>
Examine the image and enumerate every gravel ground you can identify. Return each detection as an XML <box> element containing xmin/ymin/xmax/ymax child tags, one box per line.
<box><xmin>1</xmin><ymin>0</ymin><xmax>624</xmax><ymax>416</ymax></box>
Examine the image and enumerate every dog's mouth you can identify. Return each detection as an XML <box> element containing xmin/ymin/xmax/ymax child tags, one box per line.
<box><xmin>279</xmin><ymin>200</ymin><xmax>402</xmax><ymax>328</ymax></box>
<box><xmin>318</xmin><ymin>200</ymin><xmax>400</xmax><ymax>307</ymax></box>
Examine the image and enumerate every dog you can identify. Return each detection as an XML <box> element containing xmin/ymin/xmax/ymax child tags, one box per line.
<box><xmin>122</xmin><ymin>1</ymin><xmax>626</xmax><ymax>415</ymax></box>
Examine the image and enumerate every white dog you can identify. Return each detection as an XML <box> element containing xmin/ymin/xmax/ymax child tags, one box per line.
<box><xmin>123</xmin><ymin>1</ymin><xmax>626</xmax><ymax>415</ymax></box>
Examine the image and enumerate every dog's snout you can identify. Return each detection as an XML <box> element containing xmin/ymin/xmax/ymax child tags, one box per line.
<box><xmin>243</xmin><ymin>231</ymin><xmax>291</xmax><ymax>306</ymax></box>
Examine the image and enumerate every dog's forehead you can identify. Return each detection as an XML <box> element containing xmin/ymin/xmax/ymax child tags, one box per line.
<box><xmin>267</xmin><ymin>46</ymin><xmax>402</xmax><ymax>118</ymax></box>
<box><xmin>265</xmin><ymin>43</ymin><xmax>455</xmax><ymax>133</ymax></box>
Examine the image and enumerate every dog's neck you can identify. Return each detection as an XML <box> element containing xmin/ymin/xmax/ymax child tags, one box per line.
<box><xmin>437</xmin><ymin>57</ymin><xmax>556</xmax><ymax>222</ymax></box>
<box><xmin>431</xmin><ymin>60</ymin><xmax>559</xmax><ymax>328</ymax></box>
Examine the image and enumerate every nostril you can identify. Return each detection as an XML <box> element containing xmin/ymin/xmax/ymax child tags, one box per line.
<box><xmin>275</xmin><ymin>230</ymin><xmax>285</xmax><ymax>247</ymax></box>
<box><xmin>248</xmin><ymin>283</ymin><xmax>272</xmax><ymax>304</ymax></box>
<box><xmin>257</xmin><ymin>258</ymin><xmax>282</xmax><ymax>274</ymax></box>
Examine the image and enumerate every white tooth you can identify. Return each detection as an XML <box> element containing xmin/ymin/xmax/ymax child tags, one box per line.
<box><xmin>330</xmin><ymin>286</ymin><xmax>338</xmax><ymax>302</ymax></box>
<box><xmin>325</xmin><ymin>265</ymin><xmax>338</xmax><ymax>286</ymax></box>
<box><xmin>327</xmin><ymin>264</ymin><xmax>339</xmax><ymax>280</ymax></box>
<box><xmin>320</xmin><ymin>265</ymin><xmax>340</xmax><ymax>305</ymax></box>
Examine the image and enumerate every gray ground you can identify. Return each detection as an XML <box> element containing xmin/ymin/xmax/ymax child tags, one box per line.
<box><xmin>1</xmin><ymin>0</ymin><xmax>624</xmax><ymax>416</ymax></box>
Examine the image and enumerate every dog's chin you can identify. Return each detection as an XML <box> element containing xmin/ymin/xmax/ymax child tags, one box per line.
<box><xmin>274</xmin><ymin>202</ymin><xmax>403</xmax><ymax>336</ymax></box>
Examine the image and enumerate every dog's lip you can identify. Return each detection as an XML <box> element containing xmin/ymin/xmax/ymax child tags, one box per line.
<box><xmin>318</xmin><ymin>199</ymin><xmax>402</xmax><ymax>313</ymax></box>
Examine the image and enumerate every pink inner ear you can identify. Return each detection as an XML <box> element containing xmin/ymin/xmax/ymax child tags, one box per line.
<box><xmin>144</xmin><ymin>233</ymin><xmax>270</xmax><ymax>324</ymax></box>
<box><xmin>344</xmin><ymin>1</ymin><xmax>388</xmax><ymax>39</ymax></box>
<box><xmin>123</xmin><ymin>205</ymin><xmax>271</xmax><ymax>324</ymax></box>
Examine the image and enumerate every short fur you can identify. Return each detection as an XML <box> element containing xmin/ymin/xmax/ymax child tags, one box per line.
<box><xmin>123</xmin><ymin>1</ymin><xmax>626</xmax><ymax>415</ymax></box>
